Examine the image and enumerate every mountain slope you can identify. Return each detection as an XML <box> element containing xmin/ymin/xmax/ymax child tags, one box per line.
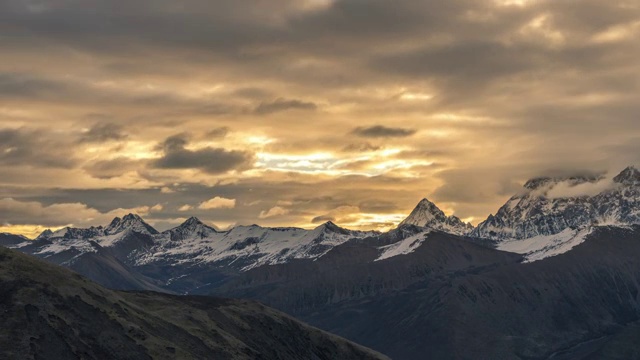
<box><xmin>214</xmin><ymin>229</ymin><xmax>523</xmax><ymax>314</ymax></box>
<box><xmin>270</xmin><ymin>225</ymin><xmax>640</xmax><ymax>359</ymax></box>
<box><xmin>0</xmin><ymin>246</ymin><xmax>387</xmax><ymax>360</ymax></box>
<box><xmin>0</xmin><ymin>233</ymin><xmax>29</xmax><ymax>247</ymax></box>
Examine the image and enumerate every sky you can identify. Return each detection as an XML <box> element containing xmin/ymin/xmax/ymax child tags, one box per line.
<box><xmin>1</xmin><ymin>0</ymin><xmax>639</xmax><ymax>237</ymax></box>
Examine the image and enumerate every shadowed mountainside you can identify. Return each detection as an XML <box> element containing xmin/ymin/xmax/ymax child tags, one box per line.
<box><xmin>0</xmin><ymin>246</ymin><xmax>387</xmax><ymax>360</ymax></box>
<box><xmin>215</xmin><ymin>226</ymin><xmax>640</xmax><ymax>359</ymax></box>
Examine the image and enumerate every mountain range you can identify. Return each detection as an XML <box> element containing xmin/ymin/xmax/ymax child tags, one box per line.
<box><xmin>2</xmin><ymin>165</ymin><xmax>640</xmax><ymax>359</ymax></box>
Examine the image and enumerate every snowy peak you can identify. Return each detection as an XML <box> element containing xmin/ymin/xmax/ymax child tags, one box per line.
<box><xmin>399</xmin><ymin>198</ymin><xmax>473</xmax><ymax>235</ymax></box>
<box><xmin>105</xmin><ymin>213</ymin><xmax>158</xmax><ymax>235</ymax></box>
<box><xmin>613</xmin><ymin>166</ymin><xmax>640</xmax><ymax>185</ymax></box>
<box><xmin>315</xmin><ymin>221</ymin><xmax>350</xmax><ymax>235</ymax></box>
<box><xmin>164</xmin><ymin>217</ymin><xmax>218</xmax><ymax>241</ymax></box>
<box><xmin>472</xmin><ymin>165</ymin><xmax>640</xmax><ymax>261</ymax></box>
<box><xmin>182</xmin><ymin>216</ymin><xmax>204</xmax><ymax>228</ymax></box>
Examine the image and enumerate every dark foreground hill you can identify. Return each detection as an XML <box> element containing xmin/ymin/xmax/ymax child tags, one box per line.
<box><xmin>0</xmin><ymin>246</ymin><xmax>387</xmax><ymax>360</ymax></box>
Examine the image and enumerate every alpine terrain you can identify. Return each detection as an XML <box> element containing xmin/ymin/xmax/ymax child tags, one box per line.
<box><xmin>1</xmin><ymin>166</ymin><xmax>640</xmax><ymax>359</ymax></box>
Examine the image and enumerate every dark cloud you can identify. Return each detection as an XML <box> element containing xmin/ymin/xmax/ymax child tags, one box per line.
<box><xmin>152</xmin><ymin>134</ymin><xmax>254</xmax><ymax>174</ymax></box>
<box><xmin>0</xmin><ymin>128</ymin><xmax>77</xmax><ymax>168</ymax></box>
<box><xmin>206</xmin><ymin>127</ymin><xmax>230</xmax><ymax>139</ymax></box>
<box><xmin>79</xmin><ymin>123</ymin><xmax>127</xmax><ymax>143</ymax></box>
<box><xmin>254</xmin><ymin>98</ymin><xmax>317</xmax><ymax>115</ymax></box>
<box><xmin>0</xmin><ymin>73</ymin><xmax>64</xmax><ymax>98</ymax></box>
<box><xmin>83</xmin><ymin>157</ymin><xmax>142</xmax><ymax>179</ymax></box>
<box><xmin>341</xmin><ymin>142</ymin><xmax>381</xmax><ymax>152</ymax></box>
<box><xmin>351</xmin><ymin>125</ymin><xmax>417</xmax><ymax>138</ymax></box>
<box><xmin>311</xmin><ymin>215</ymin><xmax>335</xmax><ymax>224</ymax></box>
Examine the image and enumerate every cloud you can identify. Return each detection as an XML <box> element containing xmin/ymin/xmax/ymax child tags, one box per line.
<box><xmin>341</xmin><ymin>142</ymin><xmax>381</xmax><ymax>152</ymax></box>
<box><xmin>543</xmin><ymin>177</ymin><xmax>616</xmax><ymax>199</ymax></box>
<box><xmin>153</xmin><ymin>134</ymin><xmax>254</xmax><ymax>174</ymax></box>
<box><xmin>0</xmin><ymin>197</ymin><xmax>163</xmax><ymax>229</ymax></box>
<box><xmin>1</xmin><ymin>0</ymin><xmax>640</xmax><ymax>232</ymax></box>
<box><xmin>311</xmin><ymin>205</ymin><xmax>361</xmax><ymax>225</ymax></box>
<box><xmin>79</xmin><ymin>123</ymin><xmax>127</xmax><ymax>143</ymax></box>
<box><xmin>258</xmin><ymin>206</ymin><xmax>290</xmax><ymax>219</ymax></box>
<box><xmin>254</xmin><ymin>98</ymin><xmax>317</xmax><ymax>115</ymax></box>
<box><xmin>0</xmin><ymin>128</ymin><xmax>77</xmax><ymax>168</ymax></box>
<box><xmin>83</xmin><ymin>157</ymin><xmax>142</xmax><ymax>179</ymax></box>
<box><xmin>311</xmin><ymin>215</ymin><xmax>335</xmax><ymax>224</ymax></box>
<box><xmin>206</xmin><ymin>127</ymin><xmax>230</xmax><ymax>138</ymax></box>
<box><xmin>178</xmin><ymin>204</ymin><xmax>193</xmax><ymax>212</ymax></box>
<box><xmin>351</xmin><ymin>125</ymin><xmax>417</xmax><ymax>138</ymax></box>
<box><xmin>198</xmin><ymin>196</ymin><xmax>236</xmax><ymax>210</ymax></box>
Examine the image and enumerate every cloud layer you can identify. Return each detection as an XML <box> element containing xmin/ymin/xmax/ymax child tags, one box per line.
<box><xmin>1</xmin><ymin>0</ymin><xmax>639</xmax><ymax>235</ymax></box>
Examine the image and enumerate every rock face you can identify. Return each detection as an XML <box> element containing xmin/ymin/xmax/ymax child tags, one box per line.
<box><xmin>399</xmin><ymin>198</ymin><xmax>473</xmax><ymax>235</ymax></box>
<box><xmin>0</xmin><ymin>246</ymin><xmax>388</xmax><ymax>360</ymax></box>
<box><xmin>471</xmin><ymin>167</ymin><xmax>640</xmax><ymax>241</ymax></box>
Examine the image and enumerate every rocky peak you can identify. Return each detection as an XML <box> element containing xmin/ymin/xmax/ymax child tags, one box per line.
<box><xmin>165</xmin><ymin>216</ymin><xmax>217</xmax><ymax>241</ymax></box>
<box><xmin>180</xmin><ymin>216</ymin><xmax>204</xmax><ymax>228</ymax></box>
<box><xmin>399</xmin><ymin>198</ymin><xmax>473</xmax><ymax>235</ymax></box>
<box><xmin>613</xmin><ymin>166</ymin><xmax>640</xmax><ymax>185</ymax></box>
<box><xmin>105</xmin><ymin>213</ymin><xmax>158</xmax><ymax>235</ymax></box>
<box><xmin>35</xmin><ymin>229</ymin><xmax>54</xmax><ymax>241</ymax></box>
<box><xmin>317</xmin><ymin>221</ymin><xmax>350</xmax><ymax>235</ymax></box>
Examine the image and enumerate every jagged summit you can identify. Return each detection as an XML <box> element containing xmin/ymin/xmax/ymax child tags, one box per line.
<box><xmin>399</xmin><ymin>198</ymin><xmax>473</xmax><ymax>235</ymax></box>
<box><xmin>182</xmin><ymin>216</ymin><xmax>204</xmax><ymax>226</ymax></box>
<box><xmin>472</xmin><ymin>165</ymin><xmax>640</xmax><ymax>243</ymax></box>
<box><xmin>164</xmin><ymin>216</ymin><xmax>218</xmax><ymax>241</ymax></box>
<box><xmin>35</xmin><ymin>229</ymin><xmax>54</xmax><ymax>241</ymax></box>
<box><xmin>105</xmin><ymin>213</ymin><xmax>158</xmax><ymax>235</ymax></box>
<box><xmin>613</xmin><ymin>166</ymin><xmax>640</xmax><ymax>185</ymax></box>
<box><xmin>317</xmin><ymin>220</ymin><xmax>348</xmax><ymax>234</ymax></box>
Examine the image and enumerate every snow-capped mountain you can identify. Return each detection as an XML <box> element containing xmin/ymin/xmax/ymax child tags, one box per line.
<box><xmin>471</xmin><ymin>166</ymin><xmax>640</xmax><ymax>261</ymax></box>
<box><xmin>143</xmin><ymin>220</ymin><xmax>378</xmax><ymax>271</ymax></box>
<box><xmin>105</xmin><ymin>213</ymin><xmax>159</xmax><ymax>235</ymax></box>
<box><xmin>399</xmin><ymin>198</ymin><xmax>473</xmax><ymax>235</ymax></box>
<box><xmin>4</xmin><ymin>166</ymin><xmax>639</xmax><ymax>291</ymax></box>
<box><xmin>8</xmin><ymin>214</ymin><xmax>378</xmax><ymax>273</ymax></box>
<box><xmin>473</xmin><ymin>166</ymin><xmax>640</xmax><ymax>240</ymax></box>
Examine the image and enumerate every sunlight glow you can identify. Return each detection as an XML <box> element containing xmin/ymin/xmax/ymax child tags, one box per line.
<box><xmin>0</xmin><ymin>224</ymin><xmax>66</xmax><ymax>239</ymax></box>
<box><xmin>400</xmin><ymin>92</ymin><xmax>433</xmax><ymax>101</ymax></box>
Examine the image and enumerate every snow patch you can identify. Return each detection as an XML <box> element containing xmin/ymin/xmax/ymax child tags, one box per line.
<box><xmin>375</xmin><ymin>230</ymin><xmax>431</xmax><ymax>261</ymax></box>
<box><xmin>497</xmin><ymin>227</ymin><xmax>592</xmax><ymax>262</ymax></box>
